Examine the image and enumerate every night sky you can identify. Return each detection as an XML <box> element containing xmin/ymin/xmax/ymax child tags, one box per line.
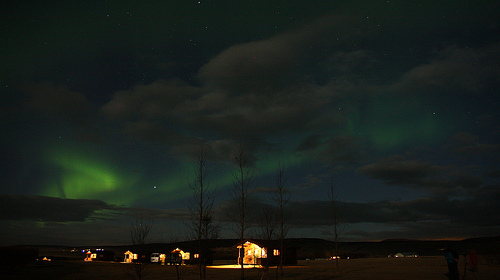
<box><xmin>1</xmin><ymin>0</ymin><xmax>499</xmax><ymax>246</ymax></box>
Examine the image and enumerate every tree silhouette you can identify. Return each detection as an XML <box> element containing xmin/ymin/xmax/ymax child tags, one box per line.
<box><xmin>272</xmin><ymin>162</ymin><xmax>290</xmax><ymax>278</ymax></box>
<box><xmin>187</xmin><ymin>145</ymin><xmax>218</xmax><ymax>280</ymax></box>
<box><xmin>230</xmin><ymin>143</ymin><xmax>255</xmax><ymax>280</ymax></box>
<box><xmin>127</xmin><ymin>213</ymin><xmax>154</xmax><ymax>280</ymax></box>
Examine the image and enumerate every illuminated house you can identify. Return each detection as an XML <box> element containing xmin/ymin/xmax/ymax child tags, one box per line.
<box><xmin>124</xmin><ymin>250</ymin><xmax>137</xmax><ymax>263</ymax></box>
<box><xmin>169</xmin><ymin>248</ymin><xmax>193</xmax><ymax>265</ymax></box>
<box><xmin>163</xmin><ymin>245</ymin><xmax>214</xmax><ymax>265</ymax></box>
<box><xmin>84</xmin><ymin>250</ymin><xmax>114</xmax><ymax>261</ymax></box>
<box><xmin>84</xmin><ymin>251</ymin><xmax>95</xmax><ymax>262</ymax></box>
<box><xmin>394</xmin><ymin>252</ymin><xmax>418</xmax><ymax>258</ymax></box>
<box><xmin>236</xmin><ymin>240</ymin><xmax>297</xmax><ymax>266</ymax></box>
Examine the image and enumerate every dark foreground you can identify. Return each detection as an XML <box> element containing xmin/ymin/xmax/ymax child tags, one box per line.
<box><xmin>3</xmin><ymin>257</ymin><xmax>500</xmax><ymax>280</ymax></box>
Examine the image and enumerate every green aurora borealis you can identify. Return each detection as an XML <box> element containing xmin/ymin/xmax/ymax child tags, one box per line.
<box><xmin>35</xmin><ymin>97</ymin><xmax>446</xmax><ymax>208</ymax></box>
<box><xmin>1</xmin><ymin>0</ymin><xmax>498</xmax><ymax>245</ymax></box>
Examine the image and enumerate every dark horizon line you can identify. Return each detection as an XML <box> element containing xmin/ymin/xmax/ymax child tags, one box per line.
<box><xmin>6</xmin><ymin>235</ymin><xmax>500</xmax><ymax>249</ymax></box>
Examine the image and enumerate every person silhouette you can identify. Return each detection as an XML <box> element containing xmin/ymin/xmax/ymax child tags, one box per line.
<box><xmin>444</xmin><ymin>245</ymin><xmax>459</xmax><ymax>280</ymax></box>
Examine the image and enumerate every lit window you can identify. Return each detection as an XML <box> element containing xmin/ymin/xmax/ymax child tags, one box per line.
<box><xmin>194</xmin><ymin>254</ymin><xmax>199</xmax><ymax>259</ymax></box>
<box><xmin>273</xmin><ymin>249</ymin><xmax>280</xmax><ymax>256</ymax></box>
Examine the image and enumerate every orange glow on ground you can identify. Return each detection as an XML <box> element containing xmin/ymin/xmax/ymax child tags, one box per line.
<box><xmin>207</xmin><ymin>264</ymin><xmax>263</xmax><ymax>269</ymax></box>
<box><xmin>207</xmin><ymin>264</ymin><xmax>308</xmax><ymax>269</ymax></box>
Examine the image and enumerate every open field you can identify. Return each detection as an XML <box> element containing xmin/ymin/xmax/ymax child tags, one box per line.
<box><xmin>3</xmin><ymin>257</ymin><xmax>500</xmax><ymax>280</ymax></box>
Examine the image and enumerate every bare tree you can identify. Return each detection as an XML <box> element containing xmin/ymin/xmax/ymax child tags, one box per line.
<box><xmin>258</xmin><ymin>204</ymin><xmax>279</xmax><ymax>241</ymax></box>
<box><xmin>127</xmin><ymin>213</ymin><xmax>154</xmax><ymax>280</ymax></box>
<box><xmin>257</xmin><ymin>204</ymin><xmax>279</xmax><ymax>280</ymax></box>
<box><xmin>272</xmin><ymin>163</ymin><xmax>290</xmax><ymax>277</ymax></box>
<box><xmin>187</xmin><ymin>145</ymin><xmax>218</xmax><ymax>280</ymax></box>
<box><xmin>230</xmin><ymin>143</ymin><xmax>255</xmax><ymax>280</ymax></box>
<box><xmin>323</xmin><ymin>179</ymin><xmax>344</xmax><ymax>273</ymax></box>
<box><xmin>256</xmin><ymin>163</ymin><xmax>289</xmax><ymax>280</ymax></box>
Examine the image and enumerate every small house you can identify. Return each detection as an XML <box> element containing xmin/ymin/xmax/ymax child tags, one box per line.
<box><xmin>84</xmin><ymin>251</ymin><xmax>95</xmax><ymax>262</ymax></box>
<box><xmin>167</xmin><ymin>244</ymin><xmax>214</xmax><ymax>266</ymax></box>
<box><xmin>84</xmin><ymin>250</ymin><xmax>114</xmax><ymax>261</ymax></box>
<box><xmin>168</xmin><ymin>248</ymin><xmax>190</xmax><ymax>265</ymax></box>
<box><xmin>124</xmin><ymin>250</ymin><xmax>150</xmax><ymax>263</ymax></box>
<box><xmin>236</xmin><ymin>240</ymin><xmax>298</xmax><ymax>266</ymax></box>
<box><xmin>124</xmin><ymin>250</ymin><xmax>137</xmax><ymax>263</ymax></box>
<box><xmin>393</xmin><ymin>252</ymin><xmax>418</xmax><ymax>258</ymax></box>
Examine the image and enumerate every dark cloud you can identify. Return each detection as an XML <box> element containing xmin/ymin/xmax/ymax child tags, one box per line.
<box><xmin>197</xmin><ymin>14</ymin><xmax>368</xmax><ymax>92</ymax></box>
<box><xmin>100</xmin><ymin>75</ymin><xmax>331</xmax><ymax>150</ymax></box>
<box><xmin>393</xmin><ymin>45</ymin><xmax>500</xmax><ymax>95</ymax></box>
<box><xmin>489</xmin><ymin>170</ymin><xmax>500</xmax><ymax>178</ymax></box>
<box><xmin>184</xmin><ymin>87</ymin><xmax>330</xmax><ymax>143</ymax></box>
<box><xmin>197</xmin><ymin>39</ymin><xmax>297</xmax><ymax>93</ymax></box>
<box><xmin>293</xmin><ymin>133</ymin><xmax>365</xmax><ymax>175</ymax></box>
<box><xmin>121</xmin><ymin>120</ymin><xmax>186</xmax><ymax>145</ymax></box>
<box><xmin>96</xmin><ymin>15</ymin><xmax>376</xmax><ymax>150</ymax></box>
<box><xmin>357</xmin><ymin>157</ymin><xmax>443</xmax><ymax>186</ymax></box>
<box><xmin>172</xmin><ymin>139</ymin><xmax>244</xmax><ymax>163</ymax></box>
<box><xmin>0</xmin><ymin>194</ymin><xmax>196</xmax><ymax>245</ymax></box>
<box><xmin>356</xmin><ymin>154</ymin><xmax>491</xmax><ymax>196</ymax></box>
<box><xmin>125</xmin><ymin>207</ymin><xmax>191</xmax><ymax>222</ymax></box>
<box><xmin>296</xmin><ymin>134</ymin><xmax>324</xmax><ymax>152</ymax></box>
<box><xmin>0</xmin><ymin>193</ymin><xmax>124</xmax><ymax>222</ymax></box>
<box><xmin>285</xmin><ymin>184</ymin><xmax>500</xmax><ymax>239</ymax></box>
<box><xmin>21</xmin><ymin>82</ymin><xmax>92</xmax><ymax>126</ymax></box>
<box><xmin>101</xmin><ymin>79</ymin><xmax>200</xmax><ymax>122</ymax></box>
<box><xmin>320</xmin><ymin>50</ymin><xmax>379</xmax><ymax>85</ymax></box>
<box><xmin>286</xmin><ymin>200</ymin><xmax>432</xmax><ymax>227</ymax></box>
<box><xmin>447</xmin><ymin>135</ymin><xmax>500</xmax><ymax>162</ymax></box>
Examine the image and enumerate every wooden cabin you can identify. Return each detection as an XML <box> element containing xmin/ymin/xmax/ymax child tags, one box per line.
<box><xmin>124</xmin><ymin>250</ymin><xmax>137</xmax><ymax>263</ymax></box>
<box><xmin>84</xmin><ymin>250</ymin><xmax>114</xmax><ymax>261</ymax></box>
<box><xmin>168</xmin><ymin>245</ymin><xmax>214</xmax><ymax>266</ymax></box>
<box><xmin>236</xmin><ymin>240</ymin><xmax>297</xmax><ymax>266</ymax></box>
<box><xmin>84</xmin><ymin>251</ymin><xmax>94</xmax><ymax>262</ymax></box>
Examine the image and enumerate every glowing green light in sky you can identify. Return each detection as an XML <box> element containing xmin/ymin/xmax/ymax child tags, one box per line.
<box><xmin>142</xmin><ymin>149</ymin><xmax>305</xmax><ymax>206</ymax></box>
<box><xmin>347</xmin><ymin>96</ymin><xmax>443</xmax><ymax>151</ymax></box>
<box><xmin>367</xmin><ymin>114</ymin><xmax>439</xmax><ymax>149</ymax></box>
<box><xmin>37</xmin><ymin>132</ymin><xmax>341</xmax><ymax>208</ymax></box>
<box><xmin>135</xmin><ymin>158</ymin><xmax>197</xmax><ymax>205</ymax></box>
<box><xmin>41</xmin><ymin>144</ymin><xmax>139</xmax><ymax>204</ymax></box>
